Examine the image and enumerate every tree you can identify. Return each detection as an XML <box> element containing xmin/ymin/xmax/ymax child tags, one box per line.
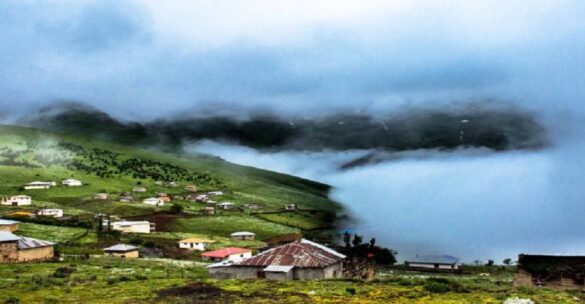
<box><xmin>503</xmin><ymin>258</ymin><xmax>512</xmax><ymax>266</ymax></box>
<box><xmin>486</xmin><ymin>259</ymin><xmax>494</xmax><ymax>266</ymax></box>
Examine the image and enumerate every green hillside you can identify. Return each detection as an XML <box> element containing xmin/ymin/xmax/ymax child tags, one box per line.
<box><xmin>0</xmin><ymin>124</ymin><xmax>341</xmax><ymax>250</ymax></box>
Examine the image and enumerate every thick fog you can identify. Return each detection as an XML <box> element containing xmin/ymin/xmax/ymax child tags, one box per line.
<box><xmin>189</xmin><ymin>126</ymin><xmax>585</xmax><ymax>263</ymax></box>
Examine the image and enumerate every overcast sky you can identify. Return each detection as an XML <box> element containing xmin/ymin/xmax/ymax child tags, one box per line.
<box><xmin>0</xmin><ymin>1</ymin><xmax>584</xmax><ymax>120</ymax></box>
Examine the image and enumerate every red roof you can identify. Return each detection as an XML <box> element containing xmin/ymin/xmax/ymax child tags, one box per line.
<box><xmin>202</xmin><ymin>247</ymin><xmax>251</xmax><ymax>258</ymax></box>
<box><xmin>236</xmin><ymin>239</ymin><xmax>345</xmax><ymax>268</ymax></box>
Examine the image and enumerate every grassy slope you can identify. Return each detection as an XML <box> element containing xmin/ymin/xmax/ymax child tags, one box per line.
<box><xmin>0</xmin><ymin>124</ymin><xmax>340</xmax><ymax>243</ymax></box>
<box><xmin>0</xmin><ymin>259</ymin><xmax>580</xmax><ymax>304</ymax></box>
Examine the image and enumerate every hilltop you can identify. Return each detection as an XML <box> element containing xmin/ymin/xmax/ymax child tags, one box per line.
<box><xmin>0</xmin><ymin>124</ymin><xmax>342</xmax><ymax>253</ymax></box>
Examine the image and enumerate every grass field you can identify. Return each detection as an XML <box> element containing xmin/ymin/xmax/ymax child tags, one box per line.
<box><xmin>0</xmin><ymin>259</ymin><xmax>581</xmax><ymax>304</ymax></box>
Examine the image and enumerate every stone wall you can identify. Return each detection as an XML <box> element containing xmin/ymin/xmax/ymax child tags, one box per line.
<box><xmin>17</xmin><ymin>246</ymin><xmax>54</xmax><ymax>262</ymax></box>
<box><xmin>0</xmin><ymin>242</ymin><xmax>18</xmax><ymax>263</ymax></box>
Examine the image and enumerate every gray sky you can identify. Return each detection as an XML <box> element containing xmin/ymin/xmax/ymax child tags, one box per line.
<box><xmin>0</xmin><ymin>1</ymin><xmax>584</xmax><ymax>120</ymax></box>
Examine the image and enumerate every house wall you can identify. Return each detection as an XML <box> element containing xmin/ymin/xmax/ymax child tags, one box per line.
<box><xmin>228</xmin><ymin>252</ymin><xmax>252</xmax><ymax>261</ymax></box>
<box><xmin>266</xmin><ymin>271</ymin><xmax>293</xmax><ymax>281</ymax></box>
<box><xmin>17</xmin><ymin>246</ymin><xmax>54</xmax><ymax>262</ymax></box>
<box><xmin>105</xmin><ymin>250</ymin><xmax>139</xmax><ymax>258</ymax></box>
<box><xmin>0</xmin><ymin>242</ymin><xmax>18</xmax><ymax>263</ymax></box>
<box><xmin>0</xmin><ymin>224</ymin><xmax>18</xmax><ymax>232</ymax></box>
<box><xmin>208</xmin><ymin>266</ymin><xmax>260</xmax><ymax>280</ymax></box>
<box><xmin>231</xmin><ymin>235</ymin><xmax>255</xmax><ymax>241</ymax></box>
<box><xmin>179</xmin><ymin>242</ymin><xmax>208</xmax><ymax>251</ymax></box>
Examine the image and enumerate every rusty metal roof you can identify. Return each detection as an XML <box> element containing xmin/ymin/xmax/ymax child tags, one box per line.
<box><xmin>236</xmin><ymin>239</ymin><xmax>345</xmax><ymax>268</ymax></box>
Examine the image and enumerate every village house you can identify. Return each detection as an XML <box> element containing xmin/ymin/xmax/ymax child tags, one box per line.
<box><xmin>0</xmin><ymin>219</ymin><xmax>19</xmax><ymax>232</ymax></box>
<box><xmin>173</xmin><ymin>195</ymin><xmax>185</xmax><ymax>201</ymax></box>
<box><xmin>23</xmin><ymin>181</ymin><xmax>54</xmax><ymax>190</ymax></box>
<box><xmin>184</xmin><ymin>185</ymin><xmax>198</xmax><ymax>192</ymax></box>
<box><xmin>218</xmin><ymin>202</ymin><xmax>236</xmax><ymax>210</ymax></box>
<box><xmin>111</xmin><ymin>220</ymin><xmax>152</xmax><ymax>234</ymax></box>
<box><xmin>178</xmin><ymin>238</ymin><xmax>216</xmax><ymax>251</ymax></box>
<box><xmin>514</xmin><ymin>254</ymin><xmax>585</xmax><ymax>289</ymax></box>
<box><xmin>133</xmin><ymin>186</ymin><xmax>147</xmax><ymax>193</ymax></box>
<box><xmin>202</xmin><ymin>247</ymin><xmax>252</xmax><ymax>262</ymax></box>
<box><xmin>103</xmin><ymin>244</ymin><xmax>140</xmax><ymax>258</ymax></box>
<box><xmin>203</xmin><ymin>207</ymin><xmax>215</xmax><ymax>215</ymax></box>
<box><xmin>405</xmin><ymin>255</ymin><xmax>460</xmax><ymax>271</ymax></box>
<box><xmin>62</xmin><ymin>179</ymin><xmax>82</xmax><ymax>187</ymax></box>
<box><xmin>93</xmin><ymin>193</ymin><xmax>109</xmax><ymax>200</ymax></box>
<box><xmin>231</xmin><ymin>231</ymin><xmax>256</xmax><ymax>241</ymax></box>
<box><xmin>0</xmin><ymin>231</ymin><xmax>55</xmax><ymax>263</ymax></box>
<box><xmin>36</xmin><ymin>208</ymin><xmax>63</xmax><ymax>218</ymax></box>
<box><xmin>154</xmin><ymin>181</ymin><xmax>164</xmax><ymax>186</ymax></box>
<box><xmin>194</xmin><ymin>194</ymin><xmax>209</xmax><ymax>202</ymax></box>
<box><xmin>166</xmin><ymin>181</ymin><xmax>178</xmax><ymax>187</ymax></box>
<box><xmin>0</xmin><ymin>195</ymin><xmax>32</xmax><ymax>206</ymax></box>
<box><xmin>244</xmin><ymin>203</ymin><xmax>262</xmax><ymax>209</ymax></box>
<box><xmin>284</xmin><ymin>203</ymin><xmax>297</xmax><ymax>211</ymax></box>
<box><xmin>158</xmin><ymin>195</ymin><xmax>171</xmax><ymax>203</ymax></box>
<box><xmin>143</xmin><ymin>197</ymin><xmax>165</xmax><ymax>207</ymax></box>
<box><xmin>207</xmin><ymin>239</ymin><xmax>346</xmax><ymax>280</ymax></box>
<box><xmin>208</xmin><ymin>191</ymin><xmax>223</xmax><ymax>196</ymax></box>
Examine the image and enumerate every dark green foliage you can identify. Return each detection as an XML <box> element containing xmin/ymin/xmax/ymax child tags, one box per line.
<box><xmin>170</xmin><ymin>203</ymin><xmax>184</xmax><ymax>214</ymax></box>
<box><xmin>345</xmin><ymin>287</ymin><xmax>356</xmax><ymax>295</ymax></box>
<box><xmin>424</xmin><ymin>277</ymin><xmax>467</xmax><ymax>294</ymax></box>
<box><xmin>53</xmin><ymin>267</ymin><xmax>76</xmax><ymax>278</ymax></box>
<box><xmin>3</xmin><ymin>297</ymin><xmax>19</xmax><ymax>304</ymax></box>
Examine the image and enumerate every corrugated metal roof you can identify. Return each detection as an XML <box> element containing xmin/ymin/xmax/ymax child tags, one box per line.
<box><xmin>408</xmin><ymin>255</ymin><xmax>460</xmax><ymax>265</ymax></box>
<box><xmin>103</xmin><ymin>244</ymin><xmax>139</xmax><ymax>252</ymax></box>
<box><xmin>202</xmin><ymin>247</ymin><xmax>251</xmax><ymax>258</ymax></box>
<box><xmin>0</xmin><ymin>219</ymin><xmax>19</xmax><ymax>225</ymax></box>
<box><xmin>0</xmin><ymin>231</ymin><xmax>20</xmax><ymax>242</ymax></box>
<box><xmin>236</xmin><ymin>239</ymin><xmax>345</xmax><ymax>268</ymax></box>
<box><xmin>0</xmin><ymin>232</ymin><xmax>55</xmax><ymax>248</ymax></box>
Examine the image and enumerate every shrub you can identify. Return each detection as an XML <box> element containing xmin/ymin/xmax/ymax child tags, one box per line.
<box><xmin>106</xmin><ymin>277</ymin><xmax>117</xmax><ymax>285</ymax></box>
<box><xmin>345</xmin><ymin>287</ymin><xmax>356</xmax><ymax>295</ymax></box>
<box><xmin>4</xmin><ymin>297</ymin><xmax>19</xmax><ymax>304</ymax></box>
<box><xmin>129</xmin><ymin>237</ymin><xmax>143</xmax><ymax>245</ymax></box>
<box><xmin>53</xmin><ymin>267</ymin><xmax>76</xmax><ymax>278</ymax></box>
<box><xmin>135</xmin><ymin>274</ymin><xmax>148</xmax><ymax>281</ymax></box>
<box><xmin>119</xmin><ymin>275</ymin><xmax>131</xmax><ymax>282</ymax></box>
<box><xmin>424</xmin><ymin>277</ymin><xmax>467</xmax><ymax>294</ymax></box>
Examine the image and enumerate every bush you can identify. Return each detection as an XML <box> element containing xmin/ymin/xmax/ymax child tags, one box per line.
<box><xmin>135</xmin><ymin>274</ymin><xmax>148</xmax><ymax>281</ymax></box>
<box><xmin>345</xmin><ymin>287</ymin><xmax>356</xmax><ymax>295</ymax></box>
<box><xmin>129</xmin><ymin>237</ymin><xmax>143</xmax><ymax>245</ymax></box>
<box><xmin>143</xmin><ymin>241</ymin><xmax>156</xmax><ymax>248</ymax></box>
<box><xmin>424</xmin><ymin>277</ymin><xmax>467</xmax><ymax>294</ymax></box>
<box><xmin>106</xmin><ymin>277</ymin><xmax>117</xmax><ymax>285</ymax></box>
<box><xmin>53</xmin><ymin>267</ymin><xmax>76</xmax><ymax>278</ymax></box>
<box><xmin>4</xmin><ymin>297</ymin><xmax>19</xmax><ymax>304</ymax></box>
<box><xmin>119</xmin><ymin>275</ymin><xmax>131</xmax><ymax>282</ymax></box>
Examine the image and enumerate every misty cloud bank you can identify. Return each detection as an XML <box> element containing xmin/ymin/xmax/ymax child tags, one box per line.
<box><xmin>189</xmin><ymin>134</ymin><xmax>585</xmax><ymax>263</ymax></box>
<box><xmin>22</xmin><ymin>101</ymin><xmax>547</xmax><ymax>161</ymax></box>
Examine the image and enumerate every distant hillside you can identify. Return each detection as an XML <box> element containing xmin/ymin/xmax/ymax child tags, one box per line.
<box><xmin>0</xmin><ymin>125</ymin><xmax>341</xmax><ymax>242</ymax></box>
<box><xmin>23</xmin><ymin>101</ymin><xmax>547</xmax><ymax>152</ymax></box>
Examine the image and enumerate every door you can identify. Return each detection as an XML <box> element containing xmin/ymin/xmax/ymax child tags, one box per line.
<box><xmin>257</xmin><ymin>271</ymin><xmax>266</xmax><ymax>279</ymax></box>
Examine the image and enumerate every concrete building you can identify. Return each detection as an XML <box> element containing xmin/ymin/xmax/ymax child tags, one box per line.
<box><xmin>514</xmin><ymin>254</ymin><xmax>585</xmax><ymax>289</ymax></box>
<box><xmin>218</xmin><ymin>202</ymin><xmax>236</xmax><ymax>210</ymax></box>
<box><xmin>202</xmin><ymin>247</ymin><xmax>252</xmax><ymax>262</ymax></box>
<box><xmin>36</xmin><ymin>209</ymin><xmax>63</xmax><ymax>218</ymax></box>
<box><xmin>0</xmin><ymin>232</ymin><xmax>55</xmax><ymax>263</ymax></box>
<box><xmin>111</xmin><ymin>221</ymin><xmax>152</xmax><ymax>234</ymax></box>
<box><xmin>103</xmin><ymin>244</ymin><xmax>140</xmax><ymax>258</ymax></box>
<box><xmin>23</xmin><ymin>181</ymin><xmax>54</xmax><ymax>190</ymax></box>
<box><xmin>207</xmin><ymin>239</ymin><xmax>346</xmax><ymax>280</ymax></box>
<box><xmin>405</xmin><ymin>255</ymin><xmax>460</xmax><ymax>271</ymax></box>
<box><xmin>231</xmin><ymin>231</ymin><xmax>256</xmax><ymax>241</ymax></box>
<box><xmin>0</xmin><ymin>195</ymin><xmax>32</xmax><ymax>206</ymax></box>
<box><xmin>284</xmin><ymin>204</ymin><xmax>297</xmax><ymax>211</ymax></box>
<box><xmin>62</xmin><ymin>179</ymin><xmax>82</xmax><ymax>186</ymax></box>
<box><xmin>133</xmin><ymin>187</ymin><xmax>147</xmax><ymax>193</ymax></box>
<box><xmin>178</xmin><ymin>238</ymin><xmax>215</xmax><ymax>251</ymax></box>
<box><xmin>143</xmin><ymin>197</ymin><xmax>165</xmax><ymax>206</ymax></box>
<box><xmin>0</xmin><ymin>219</ymin><xmax>19</xmax><ymax>232</ymax></box>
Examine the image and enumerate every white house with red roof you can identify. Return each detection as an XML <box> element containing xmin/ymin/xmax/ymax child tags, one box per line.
<box><xmin>202</xmin><ymin>247</ymin><xmax>252</xmax><ymax>262</ymax></box>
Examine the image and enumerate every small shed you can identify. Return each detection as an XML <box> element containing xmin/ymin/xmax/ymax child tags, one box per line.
<box><xmin>1</xmin><ymin>195</ymin><xmax>32</xmax><ymax>206</ymax></box>
<box><xmin>230</xmin><ymin>231</ymin><xmax>256</xmax><ymax>241</ymax></box>
<box><xmin>93</xmin><ymin>193</ymin><xmax>109</xmax><ymax>200</ymax></box>
<box><xmin>284</xmin><ymin>204</ymin><xmax>297</xmax><ymax>211</ymax></box>
<box><xmin>133</xmin><ymin>187</ymin><xmax>147</xmax><ymax>193</ymax></box>
<box><xmin>103</xmin><ymin>244</ymin><xmax>140</xmax><ymax>258</ymax></box>
<box><xmin>203</xmin><ymin>207</ymin><xmax>215</xmax><ymax>215</ymax></box>
<box><xmin>143</xmin><ymin>197</ymin><xmax>165</xmax><ymax>207</ymax></box>
<box><xmin>0</xmin><ymin>219</ymin><xmax>19</xmax><ymax>232</ymax></box>
<box><xmin>218</xmin><ymin>202</ymin><xmax>236</xmax><ymax>210</ymax></box>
